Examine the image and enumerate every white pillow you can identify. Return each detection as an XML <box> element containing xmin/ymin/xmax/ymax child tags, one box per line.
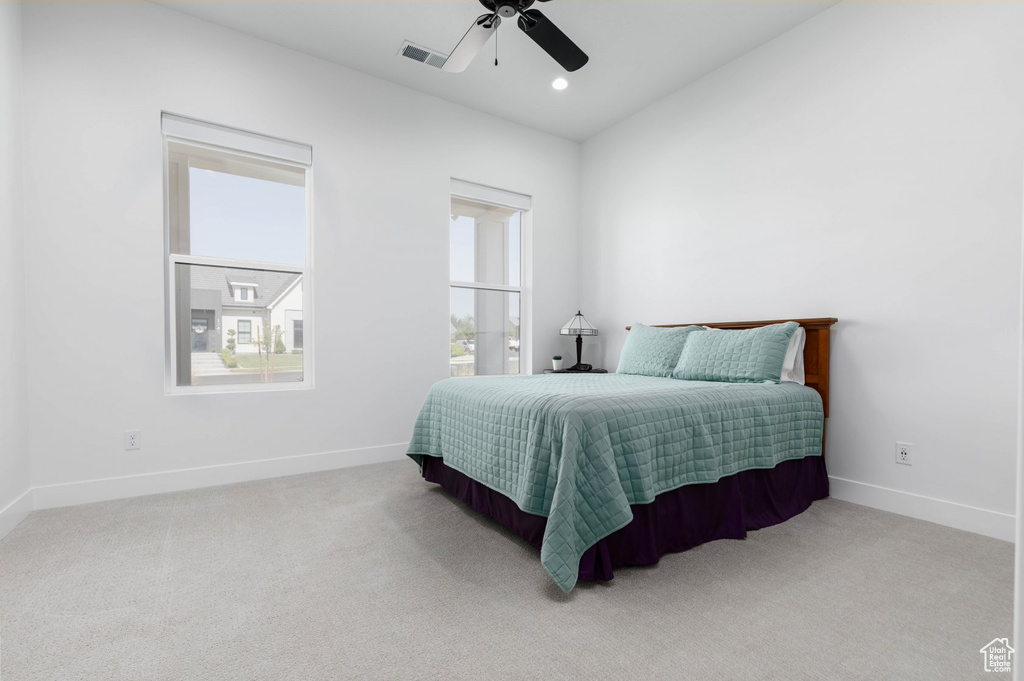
<box><xmin>780</xmin><ymin>327</ymin><xmax>805</xmax><ymax>385</ymax></box>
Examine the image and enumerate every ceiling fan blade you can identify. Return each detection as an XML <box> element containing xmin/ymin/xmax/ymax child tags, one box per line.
<box><xmin>442</xmin><ymin>13</ymin><xmax>501</xmax><ymax>73</ymax></box>
<box><xmin>517</xmin><ymin>9</ymin><xmax>588</xmax><ymax>72</ymax></box>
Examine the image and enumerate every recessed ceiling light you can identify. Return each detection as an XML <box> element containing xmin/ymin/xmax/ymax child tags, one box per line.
<box><xmin>551</xmin><ymin>77</ymin><xmax>569</xmax><ymax>91</ymax></box>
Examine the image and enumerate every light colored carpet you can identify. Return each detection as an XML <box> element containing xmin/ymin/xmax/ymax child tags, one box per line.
<box><xmin>0</xmin><ymin>460</ymin><xmax>1012</xmax><ymax>680</ymax></box>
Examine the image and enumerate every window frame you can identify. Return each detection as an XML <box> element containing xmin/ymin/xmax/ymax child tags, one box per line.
<box><xmin>162</xmin><ymin>113</ymin><xmax>314</xmax><ymax>395</ymax></box>
<box><xmin>449</xmin><ymin>179</ymin><xmax>532</xmax><ymax>378</ymax></box>
<box><xmin>236</xmin><ymin>319</ymin><xmax>252</xmax><ymax>346</ymax></box>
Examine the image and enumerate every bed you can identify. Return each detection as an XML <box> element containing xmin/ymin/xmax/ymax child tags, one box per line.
<box><xmin>407</xmin><ymin>318</ymin><xmax>838</xmax><ymax>592</ymax></box>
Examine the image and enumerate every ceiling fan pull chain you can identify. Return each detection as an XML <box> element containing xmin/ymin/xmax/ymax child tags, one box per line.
<box><xmin>495</xmin><ymin>25</ymin><xmax>499</xmax><ymax>66</ymax></box>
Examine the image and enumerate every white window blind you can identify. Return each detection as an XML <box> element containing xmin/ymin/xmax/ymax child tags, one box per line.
<box><xmin>450</xmin><ymin>179</ymin><xmax>531</xmax><ymax>211</ymax></box>
<box><xmin>161</xmin><ymin>113</ymin><xmax>312</xmax><ymax>167</ymax></box>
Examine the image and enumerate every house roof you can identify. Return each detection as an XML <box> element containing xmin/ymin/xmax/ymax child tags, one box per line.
<box><xmin>190</xmin><ymin>266</ymin><xmax>300</xmax><ymax>310</ymax></box>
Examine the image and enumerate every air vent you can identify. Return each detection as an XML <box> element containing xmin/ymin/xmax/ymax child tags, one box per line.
<box><xmin>399</xmin><ymin>41</ymin><xmax>448</xmax><ymax>69</ymax></box>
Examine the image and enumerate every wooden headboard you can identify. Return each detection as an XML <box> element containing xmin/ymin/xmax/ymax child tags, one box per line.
<box><xmin>625</xmin><ymin>318</ymin><xmax>839</xmax><ymax>417</ymax></box>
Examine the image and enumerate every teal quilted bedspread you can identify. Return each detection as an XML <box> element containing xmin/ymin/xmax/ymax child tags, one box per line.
<box><xmin>406</xmin><ymin>374</ymin><xmax>823</xmax><ymax>592</ymax></box>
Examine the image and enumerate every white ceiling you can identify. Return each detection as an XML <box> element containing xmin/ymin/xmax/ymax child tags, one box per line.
<box><xmin>156</xmin><ymin>0</ymin><xmax>838</xmax><ymax>142</ymax></box>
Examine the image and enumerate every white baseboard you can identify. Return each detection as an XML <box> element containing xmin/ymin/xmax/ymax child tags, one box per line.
<box><xmin>5</xmin><ymin>457</ymin><xmax>1015</xmax><ymax>545</ymax></box>
<box><xmin>0</xmin><ymin>488</ymin><xmax>34</xmax><ymax>540</ymax></box>
<box><xmin>829</xmin><ymin>476</ymin><xmax>1015</xmax><ymax>542</ymax></box>
<box><xmin>32</xmin><ymin>442</ymin><xmax>410</xmax><ymax>511</ymax></box>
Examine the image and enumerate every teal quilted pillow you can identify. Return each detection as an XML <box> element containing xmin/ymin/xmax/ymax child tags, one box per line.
<box><xmin>617</xmin><ymin>324</ymin><xmax>703</xmax><ymax>377</ymax></box>
<box><xmin>673</xmin><ymin>321</ymin><xmax>799</xmax><ymax>383</ymax></box>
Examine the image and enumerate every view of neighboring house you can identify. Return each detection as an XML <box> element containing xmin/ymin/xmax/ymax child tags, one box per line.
<box><xmin>188</xmin><ymin>267</ymin><xmax>303</xmax><ymax>355</ymax></box>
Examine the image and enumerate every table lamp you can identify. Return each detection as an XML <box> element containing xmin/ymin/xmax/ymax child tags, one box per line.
<box><xmin>559</xmin><ymin>310</ymin><xmax>598</xmax><ymax>371</ymax></box>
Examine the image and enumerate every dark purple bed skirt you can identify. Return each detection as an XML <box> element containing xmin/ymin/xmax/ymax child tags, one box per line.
<box><xmin>421</xmin><ymin>455</ymin><xmax>829</xmax><ymax>583</ymax></box>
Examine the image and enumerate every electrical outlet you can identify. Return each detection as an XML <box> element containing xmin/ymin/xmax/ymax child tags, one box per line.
<box><xmin>125</xmin><ymin>430</ymin><xmax>141</xmax><ymax>451</ymax></box>
<box><xmin>895</xmin><ymin>441</ymin><xmax>912</xmax><ymax>466</ymax></box>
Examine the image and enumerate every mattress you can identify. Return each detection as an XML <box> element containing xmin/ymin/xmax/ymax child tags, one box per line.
<box><xmin>407</xmin><ymin>373</ymin><xmax>824</xmax><ymax>592</ymax></box>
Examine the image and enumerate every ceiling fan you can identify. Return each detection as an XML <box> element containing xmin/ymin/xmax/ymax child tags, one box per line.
<box><xmin>442</xmin><ymin>0</ymin><xmax>589</xmax><ymax>74</ymax></box>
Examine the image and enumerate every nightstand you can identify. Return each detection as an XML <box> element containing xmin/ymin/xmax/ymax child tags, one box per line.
<box><xmin>543</xmin><ymin>369</ymin><xmax>608</xmax><ymax>374</ymax></box>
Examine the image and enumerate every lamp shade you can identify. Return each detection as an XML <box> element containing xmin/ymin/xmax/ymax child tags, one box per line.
<box><xmin>560</xmin><ymin>310</ymin><xmax>598</xmax><ymax>337</ymax></box>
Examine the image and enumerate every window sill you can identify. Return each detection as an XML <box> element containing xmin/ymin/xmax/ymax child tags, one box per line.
<box><xmin>165</xmin><ymin>381</ymin><xmax>313</xmax><ymax>396</ymax></box>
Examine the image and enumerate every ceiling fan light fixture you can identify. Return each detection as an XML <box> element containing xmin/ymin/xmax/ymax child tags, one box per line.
<box><xmin>551</xmin><ymin>77</ymin><xmax>569</xmax><ymax>90</ymax></box>
<box><xmin>445</xmin><ymin>0</ymin><xmax>589</xmax><ymax>74</ymax></box>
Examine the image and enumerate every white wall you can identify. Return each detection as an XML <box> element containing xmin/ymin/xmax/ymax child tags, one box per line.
<box><xmin>579</xmin><ymin>2</ymin><xmax>1024</xmax><ymax>538</ymax></box>
<box><xmin>13</xmin><ymin>1</ymin><xmax>1023</xmax><ymax>545</ymax></box>
<box><xmin>0</xmin><ymin>1</ymin><xmax>32</xmax><ymax>534</ymax></box>
<box><xmin>20</xmin><ymin>2</ymin><xmax>579</xmax><ymax>503</ymax></box>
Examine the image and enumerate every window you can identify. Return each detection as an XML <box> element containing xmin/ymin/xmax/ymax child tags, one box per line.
<box><xmin>230</xmin><ymin>283</ymin><xmax>257</xmax><ymax>303</ymax></box>
<box><xmin>449</xmin><ymin>180</ymin><xmax>530</xmax><ymax>377</ymax></box>
<box><xmin>237</xmin><ymin>320</ymin><xmax>252</xmax><ymax>346</ymax></box>
<box><xmin>163</xmin><ymin>114</ymin><xmax>312</xmax><ymax>391</ymax></box>
<box><xmin>293</xmin><ymin>320</ymin><xmax>304</xmax><ymax>350</ymax></box>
